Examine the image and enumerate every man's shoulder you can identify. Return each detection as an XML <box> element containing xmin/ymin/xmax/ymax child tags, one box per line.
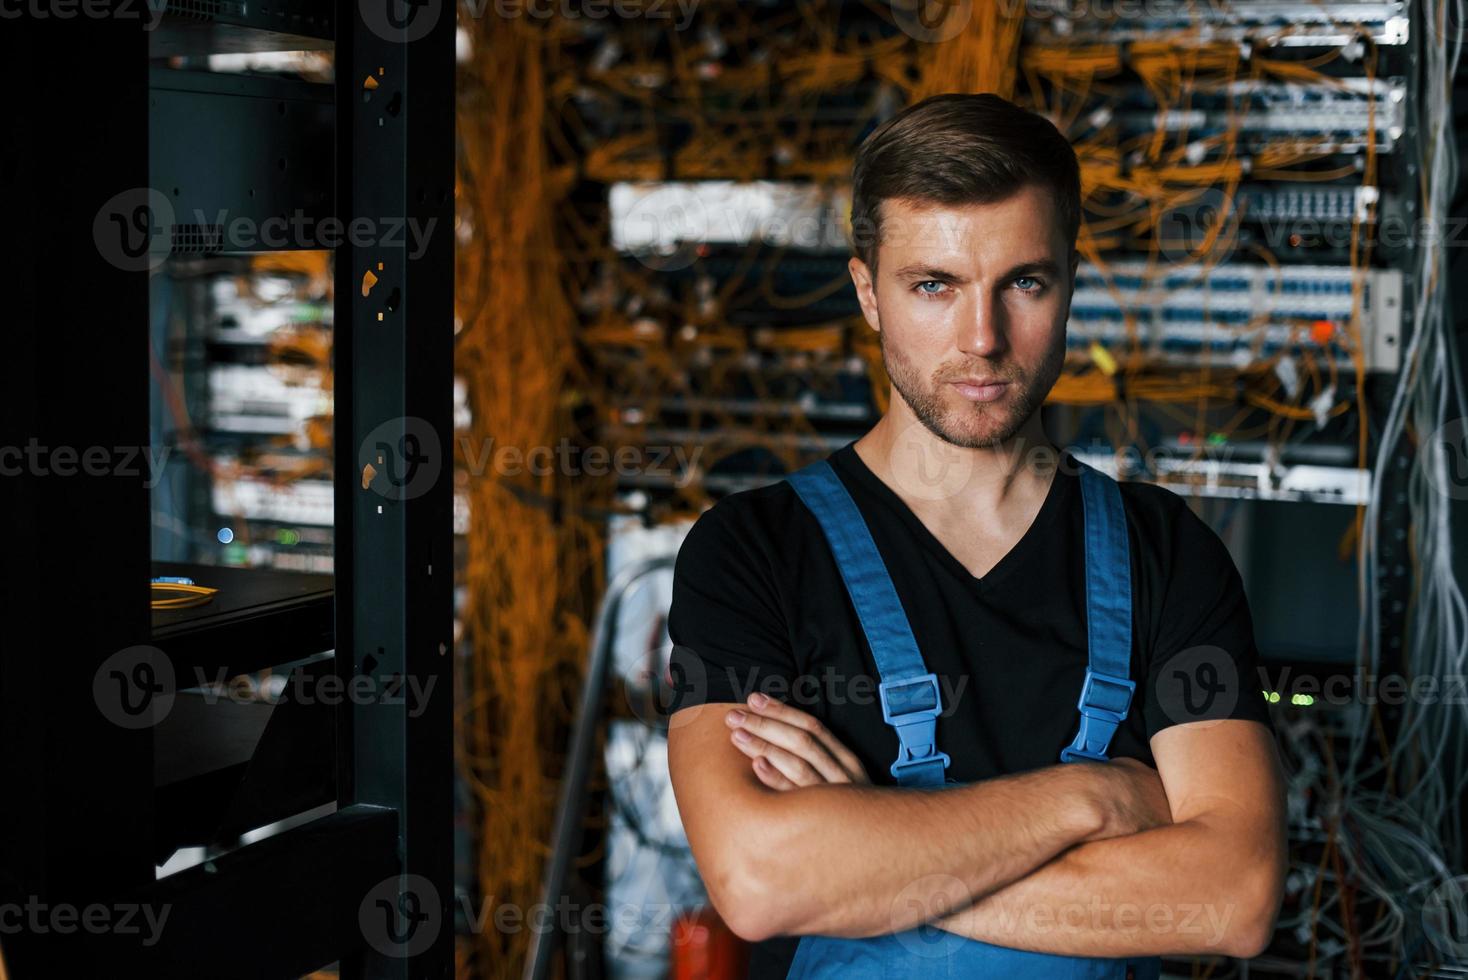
<box><xmin>1113</xmin><ymin>474</ymin><xmax>1241</xmax><ymax>587</ymax></box>
<box><xmin>1116</xmin><ymin>475</ymin><xmax>1212</xmax><ymax>539</ymax></box>
<box><xmin>677</xmin><ymin>475</ymin><xmax>808</xmax><ymax>568</ymax></box>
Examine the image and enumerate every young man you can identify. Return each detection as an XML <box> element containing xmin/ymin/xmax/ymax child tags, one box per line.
<box><xmin>665</xmin><ymin>93</ymin><xmax>1286</xmax><ymax>979</ymax></box>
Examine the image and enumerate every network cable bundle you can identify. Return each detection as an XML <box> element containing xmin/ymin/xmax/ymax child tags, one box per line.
<box><xmin>449</xmin><ymin>2</ymin><xmax>1466</xmax><ymax>977</ymax></box>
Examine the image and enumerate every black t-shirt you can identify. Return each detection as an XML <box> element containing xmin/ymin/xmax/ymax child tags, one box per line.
<box><xmin>667</xmin><ymin>440</ymin><xmax>1272</xmax><ymax>978</ymax></box>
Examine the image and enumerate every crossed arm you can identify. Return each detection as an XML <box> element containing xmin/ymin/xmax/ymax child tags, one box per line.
<box><xmin>930</xmin><ymin>715</ymin><xmax>1286</xmax><ymax>957</ymax></box>
<box><xmin>666</xmin><ymin>695</ymin><xmax>1286</xmax><ymax>959</ymax></box>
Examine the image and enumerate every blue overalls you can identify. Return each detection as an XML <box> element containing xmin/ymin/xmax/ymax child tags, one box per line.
<box><xmin>780</xmin><ymin>456</ymin><xmax>1162</xmax><ymax>980</ymax></box>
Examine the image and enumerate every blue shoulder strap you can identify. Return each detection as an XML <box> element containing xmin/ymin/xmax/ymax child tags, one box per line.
<box><xmin>787</xmin><ymin>455</ymin><xmax>1136</xmax><ymax>781</ymax></box>
<box><xmin>1060</xmin><ymin>462</ymin><xmax>1137</xmax><ymax>763</ymax></box>
<box><xmin>785</xmin><ymin>460</ymin><xmax>950</xmax><ymax>788</ymax></box>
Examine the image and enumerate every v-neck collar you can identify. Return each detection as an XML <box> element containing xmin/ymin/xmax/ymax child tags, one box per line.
<box><xmin>829</xmin><ymin>439</ymin><xmax>1072</xmax><ymax>592</ymax></box>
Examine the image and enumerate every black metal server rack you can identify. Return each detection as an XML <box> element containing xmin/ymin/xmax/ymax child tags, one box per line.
<box><xmin>1</xmin><ymin>0</ymin><xmax>454</xmax><ymax>976</ymax></box>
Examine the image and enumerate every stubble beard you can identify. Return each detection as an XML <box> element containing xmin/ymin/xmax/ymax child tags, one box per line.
<box><xmin>878</xmin><ymin>326</ymin><xmax>1065</xmax><ymax>451</ymax></box>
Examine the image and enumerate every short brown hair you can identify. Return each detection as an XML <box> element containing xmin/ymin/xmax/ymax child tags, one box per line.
<box><xmin>849</xmin><ymin>93</ymin><xmax>1081</xmax><ymax>274</ymax></box>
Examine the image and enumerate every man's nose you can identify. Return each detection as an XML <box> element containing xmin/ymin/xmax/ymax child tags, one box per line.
<box><xmin>956</xmin><ymin>291</ymin><xmax>1007</xmax><ymax>358</ymax></box>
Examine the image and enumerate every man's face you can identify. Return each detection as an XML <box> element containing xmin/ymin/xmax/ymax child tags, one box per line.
<box><xmin>850</xmin><ymin>184</ymin><xmax>1076</xmax><ymax>450</ymax></box>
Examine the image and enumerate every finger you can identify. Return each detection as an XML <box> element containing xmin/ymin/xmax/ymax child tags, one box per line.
<box><xmin>752</xmin><ymin>756</ymin><xmax>798</xmax><ymax>791</ymax></box>
<box><xmin>732</xmin><ymin>712</ymin><xmax>849</xmax><ymax>783</ymax></box>
<box><xmin>744</xmin><ymin>694</ymin><xmax>869</xmax><ymax>783</ymax></box>
<box><xmin>756</xmin><ymin>740</ymin><xmax>831</xmax><ymax>787</ymax></box>
<box><xmin>729</xmin><ymin>728</ymin><xmax>831</xmax><ymax>786</ymax></box>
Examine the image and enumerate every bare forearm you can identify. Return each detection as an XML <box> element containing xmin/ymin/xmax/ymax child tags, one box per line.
<box><xmin>734</xmin><ymin>765</ymin><xmax>1105</xmax><ymax>940</ymax></box>
<box><xmin>934</xmin><ymin>814</ymin><xmax>1284</xmax><ymax>959</ymax></box>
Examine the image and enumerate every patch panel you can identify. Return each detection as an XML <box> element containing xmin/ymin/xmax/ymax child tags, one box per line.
<box><xmin>1067</xmin><ymin>261</ymin><xmax>1403</xmax><ymax>371</ymax></box>
<box><xmin>1071</xmin><ymin>450</ymin><xmax>1371</xmax><ymax>504</ymax></box>
<box><xmin>1117</xmin><ymin>78</ymin><xmax>1407</xmax><ymax>152</ymax></box>
<box><xmin>208</xmin><ymin>363</ymin><xmax>332</xmax><ymax>435</ymax></box>
<box><xmin>1025</xmin><ymin>0</ymin><xmax>1409</xmax><ymax>46</ymax></box>
<box><xmin>213</xmin><ymin>475</ymin><xmax>334</xmax><ymax>527</ymax></box>
<box><xmin>1236</xmin><ymin>185</ymin><xmax>1373</xmax><ymax>222</ymax></box>
<box><xmin>609</xmin><ymin>180</ymin><xmax>849</xmax><ymax>253</ymax></box>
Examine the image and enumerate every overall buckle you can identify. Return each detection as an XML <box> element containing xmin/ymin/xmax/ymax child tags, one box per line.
<box><xmin>880</xmin><ymin>673</ymin><xmax>951</xmax><ymax>781</ymax></box>
<box><xmin>1059</xmin><ymin>668</ymin><xmax>1136</xmax><ymax>763</ymax></box>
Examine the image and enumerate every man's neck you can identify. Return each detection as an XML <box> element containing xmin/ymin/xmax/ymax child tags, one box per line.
<box><xmin>852</xmin><ymin>402</ymin><xmax>1058</xmax><ymax>524</ymax></box>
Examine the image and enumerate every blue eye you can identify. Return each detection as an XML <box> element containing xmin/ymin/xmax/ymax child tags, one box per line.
<box><xmin>1014</xmin><ymin>277</ymin><xmax>1043</xmax><ymax>292</ymax></box>
<box><xmin>915</xmin><ymin>281</ymin><xmax>947</xmax><ymax>296</ymax></box>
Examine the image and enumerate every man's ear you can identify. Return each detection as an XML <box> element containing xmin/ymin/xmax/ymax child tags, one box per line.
<box><xmin>849</xmin><ymin>255</ymin><xmax>881</xmax><ymax>332</ymax></box>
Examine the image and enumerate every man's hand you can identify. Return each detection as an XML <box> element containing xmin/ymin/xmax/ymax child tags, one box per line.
<box><xmin>1091</xmin><ymin>757</ymin><xmax>1173</xmax><ymax>840</ymax></box>
<box><xmin>726</xmin><ymin>695</ymin><xmax>1170</xmax><ymax>846</ymax></box>
<box><xmin>723</xmin><ymin>692</ymin><xmax>871</xmax><ymax>788</ymax></box>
